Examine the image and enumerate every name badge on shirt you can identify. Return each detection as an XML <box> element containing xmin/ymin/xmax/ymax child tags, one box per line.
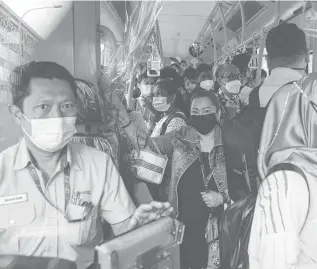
<box><xmin>0</xmin><ymin>193</ymin><xmax>28</xmax><ymax>205</ymax></box>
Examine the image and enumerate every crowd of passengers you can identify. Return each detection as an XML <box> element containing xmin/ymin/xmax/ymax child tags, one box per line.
<box><xmin>0</xmin><ymin>22</ymin><xmax>316</xmax><ymax>269</ymax></box>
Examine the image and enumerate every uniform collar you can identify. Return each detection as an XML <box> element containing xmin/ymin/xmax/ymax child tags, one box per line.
<box><xmin>13</xmin><ymin>138</ymin><xmax>81</xmax><ymax>171</ymax></box>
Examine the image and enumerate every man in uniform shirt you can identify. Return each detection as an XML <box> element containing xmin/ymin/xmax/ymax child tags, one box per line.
<box><xmin>0</xmin><ymin>61</ymin><xmax>173</xmax><ymax>269</ymax></box>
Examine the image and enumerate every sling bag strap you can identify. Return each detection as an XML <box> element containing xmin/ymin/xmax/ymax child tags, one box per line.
<box><xmin>160</xmin><ymin>110</ymin><xmax>187</xmax><ymax>135</ymax></box>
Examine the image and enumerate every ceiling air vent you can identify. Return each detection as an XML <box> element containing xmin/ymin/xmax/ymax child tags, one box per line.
<box><xmin>226</xmin><ymin>1</ymin><xmax>266</xmax><ymax>33</ymax></box>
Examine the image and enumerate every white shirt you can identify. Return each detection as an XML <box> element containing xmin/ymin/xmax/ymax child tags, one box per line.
<box><xmin>248</xmin><ymin>170</ymin><xmax>317</xmax><ymax>269</ymax></box>
<box><xmin>0</xmin><ymin>139</ymin><xmax>136</xmax><ymax>269</ymax></box>
<box><xmin>259</xmin><ymin>68</ymin><xmax>302</xmax><ymax>107</ymax></box>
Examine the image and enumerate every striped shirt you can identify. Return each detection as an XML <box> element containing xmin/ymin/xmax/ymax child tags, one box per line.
<box><xmin>248</xmin><ymin>170</ymin><xmax>317</xmax><ymax>269</ymax></box>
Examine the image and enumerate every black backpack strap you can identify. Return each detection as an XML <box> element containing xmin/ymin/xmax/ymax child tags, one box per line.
<box><xmin>160</xmin><ymin>111</ymin><xmax>187</xmax><ymax>135</ymax></box>
<box><xmin>268</xmin><ymin>163</ymin><xmax>310</xmax><ymax>234</ymax></box>
<box><xmin>248</xmin><ymin>84</ymin><xmax>262</xmax><ymax>108</ymax></box>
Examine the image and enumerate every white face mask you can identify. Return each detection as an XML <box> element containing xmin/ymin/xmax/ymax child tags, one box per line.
<box><xmin>200</xmin><ymin>80</ymin><xmax>214</xmax><ymax>91</ymax></box>
<box><xmin>152</xmin><ymin>97</ymin><xmax>171</xmax><ymax>112</ymax></box>
<box><xmin>140</xmin><ymin>84</ymin><xmax>153</xmax><ymax>97</ymax></box>
<box><xmin>22</xmin><ymin>115</ymin><xmax>77</xmax><ymax>152</ymax></box>
<box><xmin>225</xmin><ymin>80</ymin><xmax>242</xmax><ymax>94</ymax></box>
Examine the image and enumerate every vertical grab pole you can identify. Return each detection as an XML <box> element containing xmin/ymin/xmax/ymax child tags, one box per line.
<box><xmin>212</xmin><ymin>31</ymin><xmax>218</xmax><ymax>64</ymax></box>
<box><xmin>273</xmin><ymin>0</ymin><xmax>281</xmax><ymax>27</ymax></box>
<box><xmin>218</xmin><ymin>1</ymin><xmax>228</xmax><ymax>56</ymax></box>
<box><xmin>239</xmin><ymin>0</ymin><xmax>246</xmax><ymax>46</ymax></box>
<box><xmin>256</xmin><ymin>29</ymin><xmax>265</xmax><ymax>86</ymax></box>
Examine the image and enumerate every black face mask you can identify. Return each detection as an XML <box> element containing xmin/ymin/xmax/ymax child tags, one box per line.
<box><xmin>190</xmin><ymin>113</ymin><xmax>218</xmax><ymax>135</ymax></box>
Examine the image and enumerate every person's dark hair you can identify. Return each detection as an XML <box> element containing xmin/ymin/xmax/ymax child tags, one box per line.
<box><xmin>160</xmin><ymin>66</ymin><xmax>183</xmax><ymax>87</ymax></box>
<box><xmin>155</xmin><ymin>78</ymin><xmax>185</xmax><ymax>112</ymax></box>
<box><xmin>197</xmin><ymin>63</ymin><xmax>213</xmax><ymax>76</ymax></box>
<box><xmin>183</xmin><ymin>67</ymin><xmax>198</xmax><ymax>80</ymax></box>
<box><xmin>160</xmin><ymin>67</ymin><xmax>178</xmax><ymax>80</ymax></box>
<box><xmin>190</xmin><ymin>87</ymin><xmax>220</xmax><ymax>112</ymax></box>
<box><xmin>215</xmin><ymin>63</ymin><xmax>240</xmax><ymax>79</ymax></box>
<box><xmin>231</xmin><ymin>53</ymin><xmax>252</xmax><ymax>74</ymax></box>
<box><xmin>10</xmin><ymin>61</ymin><xmax>77</xmax><ymax>110</ymax></box>
<box><xmin>266</xmin><ymin>23</ymin><xmax>307</xmax><ymax>60</ymax></box>
<box><xmin>181</xmin><ymin>60</ymin><xmax>186</xmax><ymax>64</ymax></box>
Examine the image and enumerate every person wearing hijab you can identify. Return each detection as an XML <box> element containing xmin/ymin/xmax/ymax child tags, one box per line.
<box><xmin>248</xmin><ymin>75</ymin><xmax>317</xmax><ymax>268</ymax></box>
<box><xmin>112</xmin><ymin>87</ymin><xmax>231</xmax><ymax>269</ymax></box>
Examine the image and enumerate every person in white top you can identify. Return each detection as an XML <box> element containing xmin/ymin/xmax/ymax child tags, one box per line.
<box><xmin>0</xmin><ymin>61</ymin><xmax>173</xmax><ymax>269</ymax></box>
<box><xmin>248</xmin><ymin>73</ymin><xmax>317</xmax><ymax>268</ymax></box>
<box><xmin>249</xmin><ymin>23</ymin><xmax>308</xmax><ymax>108</ymax></box>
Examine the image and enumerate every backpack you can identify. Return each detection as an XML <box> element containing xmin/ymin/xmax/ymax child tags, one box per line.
<box><xmin>160</xmin><ymin>110</ymin><xmax>188</xmax><ymax>135</ymax></box>
<box><xmin>219</xmin><ymin>163</ymin><xmax>311</xmax><ymax>269</ymax></box>
<box><xmin>222</xmin><ymin>82</ymin><xmax>294</xmax><ymax>201</ymax></box>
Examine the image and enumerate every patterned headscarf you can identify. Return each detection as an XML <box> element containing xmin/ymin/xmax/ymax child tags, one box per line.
<box><xmin>72</xmin><ymin>79</ymin><xmax>119</xmax><ymax>166</ymax></box>
<box><xmin>258</xmin><ymin>73</ymin><xmax>317</xmax><ymax>179</ymax></box>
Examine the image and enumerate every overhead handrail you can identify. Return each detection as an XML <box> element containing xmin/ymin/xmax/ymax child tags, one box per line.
<box><xmin>218</xmin><ymin>1</ymin><xmax>228</xmax><ymax>56</ymax></box>
<box><xmin>216</xmin><ymin>0</ymin><xmax>285</xmax><ymax>65</ymax></box>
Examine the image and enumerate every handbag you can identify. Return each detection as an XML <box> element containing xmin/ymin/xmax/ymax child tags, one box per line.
<box><xmin>132</xmin><ymin>140</ymin><xmax>168</xmax><ymax>185</ymax></box>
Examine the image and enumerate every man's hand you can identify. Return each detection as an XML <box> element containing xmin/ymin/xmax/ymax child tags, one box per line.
<box><xmin>201</xmin><ymin>191</ymin><xmax>223</xmax><ymax>208</ymax></box>
<box><xmin>128</xmin><ymin>201</ymin><xmax>173</xmax><ymax>231</ymax></box>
